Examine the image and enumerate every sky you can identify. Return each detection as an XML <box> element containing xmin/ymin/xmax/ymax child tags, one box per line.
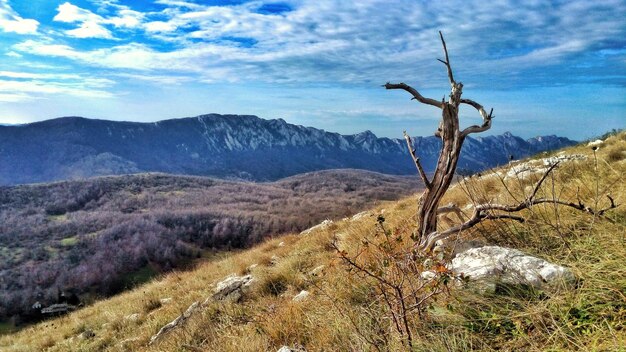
<box><xmin>0</xmin><ymin>0</ymin><xmax>624</xmax><ymax>140</ymax></box>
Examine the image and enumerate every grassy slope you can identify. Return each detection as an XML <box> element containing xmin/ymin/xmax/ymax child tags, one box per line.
<box><xmin>2</xmin><ymin>133</ymin><xmax>624</xmax><ymax>352</ymax></box>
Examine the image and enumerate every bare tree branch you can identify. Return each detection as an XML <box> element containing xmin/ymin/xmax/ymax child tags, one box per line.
<box><xmin>420</xmin><ymin>163</ymin><xmax>619</xmax><ymax>251</ymax></box>
<box><xmin>438</xmin><ymin>31</ymin><xmax>455</xmax><ymax>85</ymax></box>
<box><xmin>403</xmin><ymin>132</ymin><xmax>431</xmax><ymax>189</ymax></box>
<box><xmin>436</xmin><ymin>203</ymin><xmax>464</xmax><ymax>222</ymax></box>
<box><xmin>460</xmin><ymin>98</ymin><xmax>493</xmax><ymax>137</ymax></box>
<box><xmin>383</xmin><ymin>83</ymin><xmax>443</xmax><ymax>109</ymax></box>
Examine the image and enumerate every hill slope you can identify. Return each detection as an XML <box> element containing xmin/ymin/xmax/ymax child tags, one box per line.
<box><xmin>0</xmin><ymin>114</ymin><xmax>575</xmax><ymax>185</ymax></box>
<box><xmin>0</xmin><ymin>169</ymin><xmax>419</xmax><ymax>324</ymax></box>
<box><xmin>1</xmin><ymin>133</ymin><xmax>623</xmax><ymax>352</ymax></box>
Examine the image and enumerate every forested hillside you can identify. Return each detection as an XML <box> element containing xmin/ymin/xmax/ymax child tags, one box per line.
<box><xmin>0</xmin><ymin>170</ymin><xmax>419</xmax><ymax>324</ymax></box>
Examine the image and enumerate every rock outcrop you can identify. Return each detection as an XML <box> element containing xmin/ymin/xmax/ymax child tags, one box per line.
<box><xmin>450</xmin><ymin>246</ymin><xmax>575</xmax><ymax>292</ymax></box>
<box><xmin>292</xmin><ymin>290</ymin><xmax>310</xmax><ymax>302</ymax></box>
<box><xmin>149</xmin><ymin>274</ymin><xmax>256</xmax><ymax>345</ymax></box>
<box><xmin>300</xmin><ymin>219</ymin><xmax>333</xmax><ymax>235</ymax></box>
<box><xmin>211</xmin><ymin>274</ymin><xmax>256</xmax><ymax>302</ymax></box>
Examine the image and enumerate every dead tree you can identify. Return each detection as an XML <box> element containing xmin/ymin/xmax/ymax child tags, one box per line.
<box><xmin>385</xmin><ymin>32</ymin><xmax>493</xmax><ymax>252</ymax></box>
<box><xmin>385</xmin><ymin>32</ymin><xmax>615</xmax><ymax>252</ymax></box>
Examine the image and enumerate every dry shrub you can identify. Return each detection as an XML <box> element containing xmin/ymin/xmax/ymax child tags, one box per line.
<box><xmin>605</xmin><ymin>144</ymin><xmax>625</xmax><ymax>162</ymax></box>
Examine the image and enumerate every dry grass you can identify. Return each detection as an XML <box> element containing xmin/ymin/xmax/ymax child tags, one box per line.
<box><xmin>1</xmin><ymin>133</ymin><xmax>624</xmax><ymax>351</ymax></box>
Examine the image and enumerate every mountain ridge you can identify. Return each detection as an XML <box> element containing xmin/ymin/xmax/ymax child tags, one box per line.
<box><xmin>0</xmin><ymin>114</ymin><xmax>576</xmax><ymax>185</ymax></box>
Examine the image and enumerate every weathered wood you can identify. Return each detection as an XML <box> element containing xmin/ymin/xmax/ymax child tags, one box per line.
<box><xmin>383</xmin><ymin>83</ymin><xmax>443</xmax><ymax>109</ymax></box>
<box><xmin>385</xmin><ymin>32</ymin><xmax>493</xmax><ymax>252</ymax></box>
<box><xmin>403</xmin><ymin>132</ymin><xmax>431</xmax><ymax>189</ymax></box>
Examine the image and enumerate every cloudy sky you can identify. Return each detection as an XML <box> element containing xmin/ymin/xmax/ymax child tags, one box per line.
<box><xmin>0</xmin><ymin>0</ymin><xmax>624</xmax><ymax>139</ymax></box>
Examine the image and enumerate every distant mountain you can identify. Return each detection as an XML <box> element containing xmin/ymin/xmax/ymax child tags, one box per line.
<box><xmin>0</xmin><ymin>114</ymin><xmax>576</xmax><ymax>185</ymax></box>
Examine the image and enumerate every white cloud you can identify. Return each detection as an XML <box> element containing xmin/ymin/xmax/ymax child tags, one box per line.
<box><xmin>0</xmin><ymin>0</ymin><xmax>39</xmax><ymax>34</ymax></box>
<box><xmin>67</xmin><ymin>21</ymin><xmax>113</xmax><ymax>39</ymax></box>
<box><xmin>106</xmin><ymin>9</ymin><xmax>144</xmax><ymax>28</ymax></box>
<box><xmin>5</xmin><ymin>50</ymin><xmax>22</xmax><ymax>58</ymax></box>
<box><xmin>0</xmin><ymin>66</ymin><xmax>116</xmax><ymax>102</ymax></box>
<box><xmin>0</xmin><ymin>92</ymin><xmax>34</xmax><ymax>102</ymax></box>
<box><xmin>52</xmin><ymin>1</ymin><xmax>144</xmax><ymax>39</ymax></box>
<box><xmin>144</xmin><ymin>20</ymin><xmax>178</xmax><ymax>33</ymax></box>
<box><xmin>12</xmin><ymin>0</ymin><xmax>626</xmax><ymax>89</ymax></box>
<box><xmin>53</xmin><ymin>2</ymin><xmax>113</xmax><ymax>38</ymax></box>
<box><xmin>0</xmin><ymin>71</ymin><xmax>81</xmax><ymax>80</ymax></box>
<box><xmin>53</xmin><ymin>2</ymin><xmax>96</xmax><ymax>23</ymax></box>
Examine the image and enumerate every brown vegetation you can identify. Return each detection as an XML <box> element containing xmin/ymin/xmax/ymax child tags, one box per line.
<box><xmin>0</xmin><ymin>169</ymin><xmax>420</xmax><ymax>325</ymax></box>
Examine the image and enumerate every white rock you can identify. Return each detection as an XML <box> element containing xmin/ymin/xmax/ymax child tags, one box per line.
<box><xmin>149</xmin><ymin>301</ymin><xmax>200</xmax><ymax>345</ymax></box>
<box><xmin>277</xmin><ymin>345</ymin><xmax>306</xmax><ymax>352</ymax></box>
<box><xmin>421</xmin><ymin>271</ymin><xmax>436</xmax><ymax>281</ymax></box>
<box><xmin>505</xmin><ymin>164</ymin><xmax>549</xmax><ymax>180</ymax></box>
<box><xmin>292</xmin><ymin>290</ymin><xmax>310</xmax><ymax>302</ymax></box>
<box><xmin>278</xmin><ymin>241</ymin><xmax>285</xmax><ymax>247</ymax></box>
<box><xmin>79</xmin><ymin>329</ymin><xmax>95</xmax><ymax>340</ymax></box>
<box><xmin>587</xmin><ymin>139</ymin><xmax>604</xmax><ymax>147</ymax></box>
<box><xmin>541</xmin><ymin>154</ymin><xmax>586</xmax><ymax>166</ymax></box>
<box><xmin>450</xmin><ymin>246</ymin><xmax>575</xmax><ymax>290</ymax></box>
<box><xmin>159</xmin><ymin>297</ymin><xmax>172</xmax><ymax>304</ymax></box>
<box><xmin>350</xmin><ymin>211</ymin><xmax>370</xmax><ymax>222</ymax></box>
<box><xmin>300</xmin><ymin>219</ymin><xmax>333</xmax><ymax>235</ymax></box>
<box><xmin>308</xmin><ymin>265</ymin><xmax>325</xmax><ymax>276</ymax></box>
<box><xmin>212</xmin><ymin>274</ymin><xmax>256</xmax><ymax>302</ymax></box>
<box><xmin>124</xmin><ymin>313</ymin><xmax>140</xmax><ymax>322</ymax></box>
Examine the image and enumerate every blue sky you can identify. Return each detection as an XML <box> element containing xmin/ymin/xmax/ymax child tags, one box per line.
<box><xmin>0</xmin><ymin>0</ymin><xmax>624</xmax><ymax>139</ymax></box>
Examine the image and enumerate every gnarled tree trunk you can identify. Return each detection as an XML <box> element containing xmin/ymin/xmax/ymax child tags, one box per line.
<box><xmin>385</xmin><ymin>32</ymin><xmax>493</xmax><ymax>252</ymax></box>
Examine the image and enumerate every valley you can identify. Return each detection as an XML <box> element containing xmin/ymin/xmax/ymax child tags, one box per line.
<box><xmin>0</xmin><ymin>169</ymin><xmax>420</xmax><ymax>327</ymax></box>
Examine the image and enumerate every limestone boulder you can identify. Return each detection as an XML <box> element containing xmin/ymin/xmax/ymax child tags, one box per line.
<box><xmin>450</xmin><ymin>246</ymin><xmax>575</xmax><ymax>291</ymax></box>
<box><xmin>212</xmin><ymin>274</ymin><xmax>256</xmax><ymax>302</ymax></box>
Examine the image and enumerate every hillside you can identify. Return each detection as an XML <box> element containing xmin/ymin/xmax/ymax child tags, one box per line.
<box><xmin>0</xmin><ymin>169</ymin><xmax>419</xmax><ymax>325</ymax></box>
<box><xmin>1</xmin><ymin>133</ymin><xmax>622</xmax><ymax>351</ymax></box>
<box><xmin>0</xmin><ymin>114</ymin><xmax>575</xmax><ymax>185</ymax></box>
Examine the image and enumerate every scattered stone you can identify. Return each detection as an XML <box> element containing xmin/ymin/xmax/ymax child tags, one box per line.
<box><xmin>212</xmin><ymin>274</ymin><xmax>256</xmax><ymax>302</ymax></box>
<box><xmin>149</xmin><ymin>301</ymin><xmax>200</xmax><ymax>345</ymax></box>
<box><xmin>541</xmin><ymin>154</ymin><xmax>586</xmax><ymax>166</ymax></box>
<box><xmin>420</xmin><ymin>271</ymin><xmax>436</xmax><ymax>281</ymax></box>
<box><xmin>124</xmin><ymin>313</ymin><xmax>140</xmax><ymax>322</ymax></box>
<box><xmin>505</xmin><ymin>164</ymin><xmax>550</xmax><ymax>180</ymax></box>
<box><xmin>159</xmin><ymin>297</ymin><xmax>173</xmax><ymax>305</ymax></box>
<box><xmin>450</xmin><ymin>246</ymin><xmax>575</xmax><ymax>292</ymax></box>
<box><xmin>79</xmin><ymin>329</ymin><xmax>95</xmax><ymax>340</ymax></box>
<box><xmin>277</xmin><ymin>344</ymin><xmax>306</xmax><ymax>352</ymax></box>
<box><xmin>246</xmin><ymin>263</ymin><xmax>258</xmax><ymax>273</ymax></box>
<box><xmin>292</xmin><ymin>290</ymin><xmax>310</xmax><ymax>302</ymax></box>
<box><xmin>270</xmin><ymin>255</ymin><xmax>280</xmax><ymax>266</ymax></box>
<box><xmin>350</xmin><ymin>211</ymin><xmax>370</xmax><ymax>222</ymax></box>
<box><xmin>300</xmin><ymin>219</ymin><xmax>333</xmax><ymax>235</ymax></box>
<box><xmin>150</xmin><ymin>274</ymin><xmax>257</xmax><ymax>346</ymax></box>
<box><xmin>308</xmin><ymin>265</ymin><xmax>325</xmax><ymax>277</ymax></box>
<box><xmin>41</xmin><ymin>303</ymin><xmax>76</xmax><ymax>315</ymax></box>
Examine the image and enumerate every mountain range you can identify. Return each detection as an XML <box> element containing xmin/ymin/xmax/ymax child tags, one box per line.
<box><xmin>0</xmin><ymin>114</ymin><xmax>576</xmax><ymax>185</ymax></box>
